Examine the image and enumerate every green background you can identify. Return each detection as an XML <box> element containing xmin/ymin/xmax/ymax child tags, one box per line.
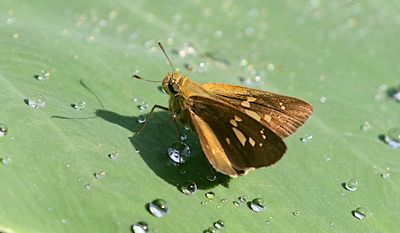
<box><xmin>0</xmin><ymin>0</ymin><xmax>399</xmax><ymax>232</ymax></box>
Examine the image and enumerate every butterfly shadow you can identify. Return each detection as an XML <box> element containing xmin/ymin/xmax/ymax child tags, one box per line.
<box><xmin>95</xmin><ymin>109</ymin><xmax>231</xmax><ymax>190</ymax></box>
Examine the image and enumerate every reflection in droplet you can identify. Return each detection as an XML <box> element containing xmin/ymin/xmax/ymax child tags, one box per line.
<box><xmin>0</xmin><ymin>123</ymin><xmax>8</xmax><ymax>137</ymax></box>
<box><xmin>206</xmin><ymin>174</ymin><xmax>216</xmax><ymax>182</ymax></box>
<box><xmin>249</xmin><ymin>198</ymin><xmax>266</xmax><ymax>212</ymax></box>
<box><xmin>34</xmin><ymin>70</ymin><xmax>50</xmax><ymax>81</ymax></box>
<box><xmin>108</xmin><ymin>151</ymin><xmax>119</xmax><ymax>160</ymax></box>
<box><xmin>137</xmin><ymin>115</ymin><xmax>146</xmax><ymax>124</ymax></box>
<box><xmin>384</xmin><ymin>127</ymin><xmax>400</xmax><ymax>148</ymax></box>
<box><xmin>344</xmin><ymin>179</ymin><xmax>358</xmax><ymax>192</ymax></box>
<box><xmin>132</xmin><ymin>221</ymin><xmax>149</xmax><ymax>233</ymax></box>
<box><xmin>27</xmin><ymin>94</ymin><xmax>46</xmax><ymax>109</ymax></box>
<box><xmin>167</xmin><ymin>141</ymin><xmax>190</xmax><ymax>164</ymax></box>
<box><xmin>148</xmin><ymin>199</ymin><xmax>169</xmax><ymax>218</ymax></box>
<box><xmin>181</xmin><ymin>181</ymin><xmax>197</xmax><ymax>195</ymax></box>
<box><xmin>353</xmin><ymin>207</ymin><xmax>367</xmax><ymax>220</ymax></box>
<box><xmin>73</xmin><ymin>100</ymin><xmax>86</xmax><ymax>110</ymax></box>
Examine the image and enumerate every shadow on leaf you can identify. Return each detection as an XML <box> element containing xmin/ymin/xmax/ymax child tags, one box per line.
<box><xmin>95</xmin><ymin>109</ymin><xmax>231</xmax><ymax>190</ymax></box>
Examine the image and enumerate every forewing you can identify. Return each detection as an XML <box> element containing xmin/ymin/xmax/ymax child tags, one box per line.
<box><xmin>189</xmin><ymin>96</ymin><xmax>287</xmax><ymax>177</ymax></box>
<box><xmin>201</xmin><ymin>83</ymin><xmax>313</xmax><ymax>138</ymax></box>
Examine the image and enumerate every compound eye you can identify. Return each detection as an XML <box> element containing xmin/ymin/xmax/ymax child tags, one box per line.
<box><xmin>168</xmin><ymin>82</ymin><xmax>180</xmax><ymax>94</ymax></box>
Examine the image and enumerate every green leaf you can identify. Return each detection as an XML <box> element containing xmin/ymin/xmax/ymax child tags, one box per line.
<box><xmin>0</xmin><ymin>1</ymin><xmax>399</xmax><ymax>232</ymax></box>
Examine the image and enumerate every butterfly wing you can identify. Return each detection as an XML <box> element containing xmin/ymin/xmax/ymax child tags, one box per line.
<box><xmin>189</xmin><ymin>96</ymin><xmax>287</xmax><ymax>177</ymax></box>
<box><xmin>201</xmin><ymin>83</ymin><xmax>313</xmax><ymax>138</ymax></box>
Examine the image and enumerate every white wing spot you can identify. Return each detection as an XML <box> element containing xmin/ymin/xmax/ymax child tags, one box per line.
<box><xmin>279</xmin><ymin>102</ymin><xmax>283</xmax><ymax>106</ymax></box>
<box><xmin>244</xmin><ymin>109</ymin><xmax>261</xmax><ymax>122</ymax></box>
<box><xmin>234</xmin><ymin>115</ymin><xmax>243</xmax><ymax>122</ymax></box>
<box><xmin>229</xmin><ymin>119</ymin><xmax>238</xmax><ymax>127</ymax></box>
<box><xmin>232</xmin><ymin>127</ymin><xmax>247</xmax><ymax>146</ymax></box>
<box><xmin>280</xmin><ymin>105</ymin><xmax>286</xmax><ymax>110</ymax></box>
<box><xmin>263</xmin><ymin>114</ymin><xmax>272</xmax><ymax>122</ymax></box>
<box><xmin>259</xmin><ymin>142</ymin><xmax>263</xmax><ymax>147</ymax></box>
<box><xmin>247</xmin><ymin>97</ymin><xmax>257</xmax><ymax>102</ymax></box>
<box><xmin>225</xmin><ymin>138</ymin><xmax>231</xmax><ymax>145</ymax></box>
<box><xmin>241</xmin><ymin>101</ymin><xmax>251</xmax><ymax>108</ymax></box>
<box><xmin>249</xmin><ymin>137</ymin><xmax>256</xmax><ymax>147</ymax></box>
<box><xmin>262</xmin><ymin>134</ymin><xmax>267</xmax><ymax>140</ymax></box>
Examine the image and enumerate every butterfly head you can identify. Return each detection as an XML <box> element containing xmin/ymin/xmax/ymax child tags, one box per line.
<box><xmin>162</xmin><ymin>71</ymin><xmax>185</xmax><ymax>95</ymax></box>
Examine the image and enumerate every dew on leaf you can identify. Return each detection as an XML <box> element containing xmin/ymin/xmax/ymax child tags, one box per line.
<box><xmin>384</xmin><ymin>127</ymin><xmax>400</xmax><ymax>148</ymax></box>
<box><xmin>27</xmin><ymin>94</ymin><xmax>46</xmax><ymax>109</ymax></box>
<box><xmin>0</xmin><ymin>123</ymin><xmax>8</xmax><ymax>137</ymax></box>
<box><xmin>344</xmin><ymin>179</ymin><xmax>358</xmax><ymax>191</ymax></box>
<box><xmin>148</xmin><ymin>199</ymin><xmax>169</xmax><ymax>218</ymax></box>
<box><xmin>249</xmin><ymin>198</ymin><xmax>266</xmax><ymax>212</ymax></box>
<box><xmin>137</xmin><ymin>115</ymin><xmax>146</xmax><ymax>124</ymax></box>
<box><xmin>181</xmin><ymin>181</ymin><xmax>197</xmax><ymax>195</ymax></box>
<box><xmin>205</xmin><ymin>191</ymin><xmax>215</xmax><ymax>200</ymax></box>
<box><xmin>1</xmin><ymin>157</ymin><xmax>11</xmax><ymax>165</ymax></box>
<box><xmin>94</xmin><ymin>171</ymin><xmax>106</xmax><ymax>179</ymax></box>
<box><xmin>73</xmin><ymin>100</ymin><xmax>86</xmax><ymax>110</ymax></box>
<box><xmin>132</xmin><ymin>221</ymin><xmax>149</xmax><ymax>233</ymax></box>
<box><xmin>108</xmin><ymin>151</ymin><xmax>119</xmax><ymax>160</ymax></box>
<box><xmin>213</xmin><ymin>220</ymin><xmax>224</xmax><ymax>230</ymax></box>
<box><xmin>34</xmin><ymin>70</ymin><xmax>50</xmax><ymax>81</ymax></box>
<box><xmin>353</xmin><ymin>207</ymin><xmax>367</xmax><ymax>220</ymax></box>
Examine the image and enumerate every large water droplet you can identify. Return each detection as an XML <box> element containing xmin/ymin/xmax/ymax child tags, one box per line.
<box><xmin>108</xmin><ymin>151</ymin><xmax>119</xmax><ymax>160</ymax></box>
<box><xmin>384</xmin><ymin>127</ymin><xmax>400</xmax><ymax>148</ymax></box>
<box><xmin>27</xmin><ymin>94</ymin><xmax>46</xmax><ymax>109</ymax></box>
<box><xmin>353</xmin><ymin>207</ymin><xmax>367</xmax><ymax>220</ymax></box>
<box><xmin>94</xmin><ymin>171</ymin><xmax>106</xmax><ymax>179</ymax></box>
<box><xmin>344</xmin><ymin>179</ymin><xmax>358</xmax><ymax>191</ymax></box>
<box><xmin>137</xmin><ymin>115</ymin><xmax>146</xmax><ymax>124</ymax></box>
<box><xmin>167</xmin><ymin>141</ymin><xmax>190</xmax><ymax>164</ymax></box>
<box><xmin>213</xmin><ymin>220</ymin><xmax>224</xmax><ymax>230</ymax></box>
<box><xmin>132</xmin><ymin>221</ymin><xmax>149</xmax><ymax>233</ymax></box>
<box><xmin>73</xmin><ymin>100</ymin><xmax>86</xmax><ymax>110</ymax></box>
<box><xmin>34</xmin><ymin>70</ymin><xmax>50</xmax><ymax>81</ymax></box>
<box><xmin>249</xmin><ymin>198</ymin><xmax>266</xmax><ymax>212</ymax></box>
<box><xmin>0</xmin><ymin>123</ymin><xmax>8</xmax><ymax>137</ymax></box>
<box><xmin>148</xmin><ymin>199</ymin><xmax>169</xmax><ymax>218</ymax></box>
<box><xmin>181</xmin><ymin>181</ymin><xmax>197</xmax><ymax>195</ymax></box>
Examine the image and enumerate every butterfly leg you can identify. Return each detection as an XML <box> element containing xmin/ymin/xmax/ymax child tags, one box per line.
<box><xmin>135</xmin><ymin>104</ymin><xmax>169</xmax><ymax>135</ymax></box>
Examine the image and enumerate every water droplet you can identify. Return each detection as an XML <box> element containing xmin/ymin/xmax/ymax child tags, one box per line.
<box><xmin>233</xmin><ymin>201</ymin><xmax>241</xmax><ymax>207</ymax></box>
<box><xmin>0</xmin><ymin>123</ymin><xmax>8</xmax><ymax>137</ymax></box>
<box><xmin>265</xmin><ymin>216</ymin><xmax>273</xmax><ymax>225</ymax></box>
<box><xmin>148</xmin><ymin>199</ymin><xmax>169</xmax><ymax>218</ymax></box>
<box><xmin>213</xmin><ymin>220</ymin><xmax>224</xmax><ymax>230</ymax></box>
<box><xmin>249</xmin><ymin>198</ymin><xmax>266</xmax><ymax>212</ymax></box>
<box><xmin>360</xmin><ymin>121</ymin><xmax>371</xmax><ymax>131</ymax></box>
<box><xmin>34</xmin><ymin>70</ymin><xmax>50</xmax><ymax>81</ymax></box>
<box><xmin>84</xmin><ymin>183</ymin><xmax>92</xmax><ymax>189</ymax></box>
<box><xmin>293</xmin><ymin>210</ymin><xmax>300</xmax><ymax>216</ymax></box>
<box><xmin>180</xmin><ymin>134</ymin><xmax>187</xmax><ymax>141</ymax></box>
<box><xmin>206</xmin><ymin>174</ymin><xmax>216</xmax><ymax>182</ymax></box>
<box><xmin>381</xmin><ymin>172</ymin><xmax>390</xmax><ymax>179</ymax></box>
<box><xmin>238</xmin><ymin>195</ymin><xmax>248</xmax><ymax>203</ymax></box>
<box><xmin>61</xmin><ymin>218</ymin><xmax>67</xmax><ymax>224</ymax></box>
<box><xmin>320</xmin><ymin>96</ymin><xmax>327</xmax><ymax>103</ymax></box>
<box><xmin>135</xmin><ymin>148</ymin><xmax>140</xmax><ymax>153</ymax></box>
<box><xmin>205</xmin><ymin>191</ymin><xmax>215</xmax><ymax>200</ymax></box>
<box><xmin>167</xmin><ymin>141</ymin><xmax>191</xmax><ymax>164</ymax></box>
<box><xmin>384</xmin><ymin>127</ymin><xmax>400</xmax><ymax>148</ymax></box>
<box><xmin>94</xmin><ymin>171</ymin><xmax>106</xmax><ymax>179</ymax></box>
<box><xmin>214</xmin><ymin>30</ymin><xmax>223</xmax><ymax>38</ymax></box>
<box><xmin>1</xmin><ymin>157</ymin><xmax>11</xmax><ymax>165</ymax></box>
<box><xmin>203</xmin><ymin>227</ymin><xmax>216</xmax><ymax>233</ymax></box>
<box><xmin>108</xmin><ymin>151</ymin><xmax>119</xmax><ymax>160</ymax></box>
<box><xmin>181</xmin><ymin>181</ymin><xmax>197</xmax><ymax>195</ymax></box>
<box><xmin>137</xmin><ymin>115</ymin><xmax>146</xmax><ymax>124</ymax></box>
<box><xmin>132</xmin><ymin>221</ymin><xmax>149</xmax><ymax>233</ymax></box>
<box><xmin>267</xmin><ymin>63</ymin><xmax>275</xmax><ymax>71</ymax></box>
<box><xmin>73</xmin><ymin>100</ymin><xmax>86</xmax><ymax>110</ymax></box>
<box><xmin>300</xmin><ymin>134</ymin><xmax>313</xmax><ymax>143</ymax></box>
<box><xmin>344</xmin><ymin>179</ymin><xmax>358</xmax><ymax>191</ymax></box>
<box><xmin>184</xmin><ymin>126</ymin><xmax>191</xmax><ymax>131</ymax></box>
<box><xmin>353</xmin><ymin>207</ymin><xmax>367</xmax><ymax>220</ymax></box>
<box><xmin>138</xmin><ymin>102</ymin><xmax>149</xmax><ymax>111</ymax></box>
<box><xmin>27</xmin><ymin>94</ymin><xmax>46</xmax><ymax>109</ymax></box>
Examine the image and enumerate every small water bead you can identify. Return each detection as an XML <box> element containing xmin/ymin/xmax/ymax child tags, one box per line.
<box><xmin>108</xmin><ymin>151</ymin><xmax>119</xmax><ymax>160</ymax></box>
<box><xmin>320</xmin><ymin>96</ymin><xmax>327</xmax><ymax>103</ymax></box>
<box><xmin>137</xmin><ymin>115</ymin><xmax>146</xmax><ymax>124</ymax></box>
<box><xmin>132</xmin><ymin>221</ymin><xmax>149</xmax><ymax>233</ymax></box>
<box><xmin>293</xmin><ymin>210</ymin><xmax>300</xmax><ymax>216</ymax></box>
<box><xmin>138</xmin><ymin>102</ymin><xmax>149</xmax><ymax>111</ymax></box>
<box><xmin>300</xmin><ymin>134</ymin><xmax>313</xmax><ymax>143</ymax></box>
<box><xmin>167</xmin><ymin>141</ymin><xmax>191</xmax><ymax>164</ymax></box>
<box><xmin>34</xmin><ymin>70</ymin><xmax>50</xmax><ymax>81</ymax></box>
<box><xmin>249</xmin><ymin>198</ymin><xmax>266</xmax><ymax>213</ymax></box>
<box><xmin>181</xmin><ymin>181</ymin><xmax>197</xmax><ymax>195</ymax></box>
<box><xmin>381</xmin><ymin>172</ymin><xmax>390</xmax><ymax>179</ymax></box>
<box><xmin>384</xmin><ymin>127</ymin><xmax>400</xmax><ymax>148</ymax></box>
<box><xmin>73</xmin><ymin>100</ymin><xmax>86</xmax><ymax>110</ymax></box>
<box><xmin>61</xmin><ymin>218</ymin><xmax>67</xmax><ymax>224</ymax></box>
<box><xmin>94</xmin><ymin>171</ymin><xmax>106</xmax><ymax>179</ymax></box>
<box><xmin>205</xmin><ymin>191</ymin><xmax>215</xmax><ymax>200</ymax></box>
<box><xmin>360</xmin><ymin>121</ymin><xmax>372</xmax><ymax>131</ymax></box>
<box><xmin>180</xmin><ymin>134</ymin><xmax>187</xmax><ymax>141</ymax></box>
<box><xmin>203</xmin><ymin>227</ymin><xmax>216</xmax><ymax>233</ymax></box>
<box><xmin>213</xmin><ymin>220</ymin><xmax>224</xmax><ymax>230</ymax></box>
<box><xmin>148</xmin><ymin>199</ymin><xmax>169</xmax><ymax>218</ymax></box>
<box><xmin>233</xmin><ymin>201</ymin><xmax>241</xmax><ymax>207</ymax></box>
<box><xmin>238</xmin><ymin>195</ymin><xmax>248</xmax><ymax>203</ymax></box>
<box><xmin>267</xmin><ymin>63</ymin><xmax>275</xmax><ymax>71</ymax></box>
<box><xmin>206</xmin><ymin>174</ymin><xmax>216</xmax><ymax>182</ymax></box>
<box><xmin>27</xmin><ymin>94</ymin><xmax>46</xmax><ymax>109</ymax></box>
<box><xmin>84</xmin><ymin>183</ymin><xmax>92</xmax><ymax>190</ymax></box>
<box><xmin>266</xmin><ymin>217</ymin><xmax>273</xmax><ymax>225</ymax></box>
<box><xmin>344</xmin><ymin>179</ymin><xmax>358</xmax><ymax>192</ymax></box>
<box><xmin>1</xmin><ymin>157</ymin><xmax>11</xmax><ymax>165</ymax></box>
<box><xmin>353</xmin><ymin>207</ymin><xmax>367</xmax><ymax>220</ymax></box>
<box><xmin>0</xmin><ymin>123</ymin><xmax>8</xmax><ymax>137</ymax></box>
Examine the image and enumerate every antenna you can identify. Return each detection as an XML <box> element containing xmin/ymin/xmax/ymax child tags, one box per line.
<box><xmin>158</xmin><ymin>41</ymin><xmax>175</xmax><ymax>71</ymax></box>
<box><xmin>132</xmin><ymin>74</ymin><xmax>159</xmax><ymax>83</ymax></box>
